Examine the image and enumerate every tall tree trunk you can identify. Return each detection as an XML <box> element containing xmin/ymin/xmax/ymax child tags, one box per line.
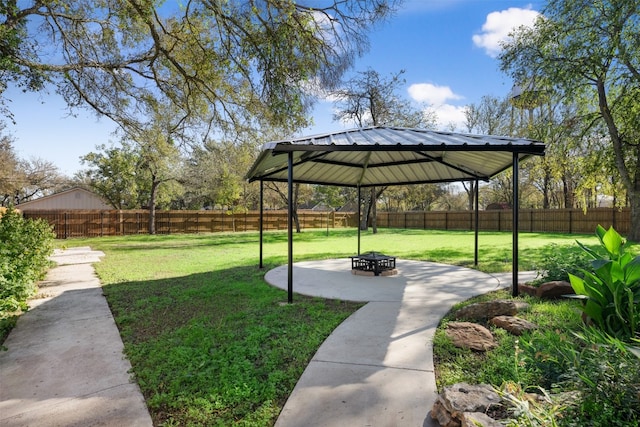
<box><xmin>371</xmin><ymin>187</ymin><xmax>377</xmax><ymax>234</ymax></box>
<box><xmin>360</xmin><ymin>195</ymin><xmax>370</xmax><ymax>231</ymax></box>
<box><xmin>596</xmin><ymin>79</ymin><xmax>640</xmax><ymax>241</ymax></box>
<box><xmin>463</xmin><ymin>181</ymin><xmax>476</xmax><ymax>211</ymax></box>
<box><xmin>293</xmin><ymin>183</ymin><xmax>301</xmax><ymax>233</ymax></box>
<box><xmin>542</xmin><ymin>167</ymin><xmax>551</xmax><ymax>209</ymax></box>
<box><xmin>562</xmin><ymin>177</ymin><xmax>571</xmax><ymax>208</ymax></box>
<box><xmin>148</xmin><ymin>176</ymin><xmax>159</xmax><ymax>235</ymax></box>
<box><xmin>360</xmin><ymin>187</ymin><xmax>384</xmax><ymax>232</ymax></box>
<box><xmin>630</xmin><ymin>193</ymin><xmax>640</xmax><ymax>242</ymax></box>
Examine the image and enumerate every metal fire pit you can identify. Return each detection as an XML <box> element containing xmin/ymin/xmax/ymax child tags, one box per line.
<box><xmin>349</xmin><ymin>251</ymin><xmax>397</xmax><ymax>276</ymax></box>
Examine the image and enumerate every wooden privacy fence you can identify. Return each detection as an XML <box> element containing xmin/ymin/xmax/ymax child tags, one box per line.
<box><xmin>23</xmin><ymin>207</ymin><xmax>631</xmax><ymax>239</ymax></box>
<box><xmin>377</xmin><ymin>207</ymin><xmax>632</xmax><ymax>235</ymax></box>
<box><xmin>23</xmin><ymin>210</ymin><xmax>355</xmax><ymax>239</ymax></box>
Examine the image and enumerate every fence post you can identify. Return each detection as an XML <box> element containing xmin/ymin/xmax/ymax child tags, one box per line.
<box><xmin>569</xmin><ymin>210</ymin><xmax>573</xmax><ymax>234</ymax></box>
<box><xmin>612</xmin><ymin>208</ymin><xmax>616</xmax><ymax>230</ymax></box>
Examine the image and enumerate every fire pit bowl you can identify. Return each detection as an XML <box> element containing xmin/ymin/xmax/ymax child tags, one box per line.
<box><xmin>349</xmin><ymin>251</ymin><xmax>397</xmax><ymax>276</ymax></box>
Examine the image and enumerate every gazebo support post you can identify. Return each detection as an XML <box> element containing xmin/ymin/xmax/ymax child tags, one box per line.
<box><xmin>474</xmin><ymin>179</ymin><xmax>479</xmax><ymax>266</ymax></box>
<box><xmin>259</xmin><ymin>180</ymin><xmax>264</xmax><ymax>269</ymax></box>
<box><xmin>357</xmin><ymin>186</ymin><xmax>361</xmax><ymax>255</ymax></box>
<box><xmin>512</xmin><ymin>152</ymin><xmax>519</xmax><ymax>297</ymax></box>
<box><xmin>287</xmin><ymin>153</ymin><xmax>294</xmax><ymax>303</ymax></box>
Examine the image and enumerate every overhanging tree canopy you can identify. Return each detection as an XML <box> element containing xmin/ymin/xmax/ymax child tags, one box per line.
<box><xmin>246</xmin><ymin>126</ymin><xmax>546</xmax><ymax>301</ymax></box>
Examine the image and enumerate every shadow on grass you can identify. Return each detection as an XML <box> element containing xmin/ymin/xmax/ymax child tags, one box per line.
<box><xmin>101</xmin><ymin>264</ymin><xmax>363</xmax><ymax>426</ymax></box>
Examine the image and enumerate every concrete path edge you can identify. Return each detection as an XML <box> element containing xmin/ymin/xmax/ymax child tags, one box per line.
<box><xmin>0</xmin><ymin>247</ymin><xmax>153</xmax><ymax>427</ymax></box>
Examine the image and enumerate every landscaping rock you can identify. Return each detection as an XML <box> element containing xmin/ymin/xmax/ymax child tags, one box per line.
<box><xmin>431</xmin><ymin>383</ymin><xmax>502</xmax><ymax>427</ymax></box>
<box><xmin>461</xmin><ymin>412</ymin><xmax>503</xmax><ymax>427</ymax></box>
<box><xmin>431</xmin><ymin>400</ymin><xmax>459</xmax><ymax>427</ymax></box>
<box><xmin>490</xmin><ymin>315</ymin><xmax>538</xmax><ymax>335</ymax></box>
<box><xmin>445</xmin><ymin>322</ymin><xmax>497</xmax><ymax>351</ymax></box>
<box><xmin>513</xmin><ymin>300</ymin><xmax>531</xmax><ymax>312</ymax></box>
<box><xmin>453</xmin><ymin>300</ymin><xmax>529</xmax><ymax>321</ymax></box>
<box><xmin>518</xmin><ymin>283</ymin><xmax>538</xmax><ymax>297</ymax></box>
<box><xmin>536</xmin><ymin>280</ymin><xmax>574</xmax><ymax>299</ymax></box>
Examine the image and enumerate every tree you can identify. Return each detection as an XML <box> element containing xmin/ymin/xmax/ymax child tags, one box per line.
<box><xmin>332</xmin><ymin>68</ymin><xmax>437</xmax><ymax>232</ymax></box>
<box><xmin>508</xmin><ymin>92</ymin><xmax>596</xmax><ymax>210</ymax></box>
<box><xmin>130</xmin><ymin>126</ymin><xmax>183</xmax><ymax>234</ymax></box>
<box><xmin>1</xmin><ymin>1</ymin><xmax>400</xmax><ymax>139</ymax></box>
<box><xmin>464</xmin><ymin>95</ymin><xmax>512</xmax><ymax>136</ymax></box>
<box><xmin>1</xmin><ymin>123</ymin><xmax>65</xmax><ymax>206</ymax></box>
<box><xmin>463</xmin><ymin>95</ymin><xmax>513</xmax><ymax>210</ymax></box>
<box><xmin>266</xmin><ymin>182</ymin><xmax>314</xmax><ymax>233</ymax></box>
<box><xmin>0</xmin><ymin>126</ymin><xmax>21</xmax><ymax>206</ymax></box>
<box><xmin>183</xmin><ymin>139</ymin><xmax>258</xmax><ymax>211</ymax></box>
<box><xmin>377</xmin><ymin>184</ymin><xmax>446</xmax><ymax>211</ymax></box>
<box><xmin>82</xmin><ymin>131</ymin><xmax>183</xmax><ymax>234</ymax></box>
<box><xmin>14</xmin><ymin>158</ymin><xmax>63</xmax><ymax>204</ymax></box>
<box><xmin>499</xmin><ymin>0</ymin><xmax>640</xmax><ymax>241</ymax></box>
<box><xmin>333</xmin><ymin>69</ymin><xmax>434</xmax><ymax>129</ymax></box>
<box><xmin>81</xmin><ymin>142</ymin><xmax>140</xmax><ymax>210</ymax></box>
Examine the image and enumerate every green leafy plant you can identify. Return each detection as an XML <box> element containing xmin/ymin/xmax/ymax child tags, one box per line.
<box><xmin>0</xmin><ymin>206</ymin><xmax>55</xmax><ymax>342</ymax></box>
<box><xmin>561</xmin><ymin>326</ymin><xmax>640</xmax><ymax>426</ymax></box>
<box><xmin>569</xmin><ymin>225</ymin><xmax>640</xmax><ymax>341</ymax></box>
<box><xmin>531</xmin><ymin>244</ymin><xmax>592</xmax><ymax>286</ymax></box>
<box><xmin>495</xmin><ymin>381</ymin><xmax>570</xmax><ymax>427</ymax></box>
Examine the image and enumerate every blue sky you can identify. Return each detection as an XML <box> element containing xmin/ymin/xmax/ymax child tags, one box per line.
<box><xmin>10</xmin><ymin>0</ymin><xmax>542</xmax><ymax>177</ymax></box>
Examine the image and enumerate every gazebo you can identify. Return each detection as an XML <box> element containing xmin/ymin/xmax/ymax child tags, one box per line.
<box><xmin>245</xmin><ymin>126</ymin><xmax>545</xmax><ymax>302</ymax></box>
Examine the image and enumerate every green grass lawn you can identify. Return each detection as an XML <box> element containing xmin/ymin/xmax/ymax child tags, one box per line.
<box><xmin>56</xmin><ymin>228</ymin><xmax>638</xmax><ymax>426</ymax></box>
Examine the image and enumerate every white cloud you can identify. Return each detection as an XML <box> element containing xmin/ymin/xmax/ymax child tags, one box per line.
<box><xmin>472</xmin><ymin>6</ymin><xmax>540</xmax><ymax>58</ymax></box>
<box><xmin>427</xmin><ymin>104</ymin><xmax>468</xmax><ymax>131</ymax></box>
<box><xmin>408</xmin><ymin>83</ymin><xmax>463</xmax><ymax>106</ymax></box>
<box><xmin>407</xmin><ymin>83</ymin><xmax>467</xmax><ymax>130</ymax></box>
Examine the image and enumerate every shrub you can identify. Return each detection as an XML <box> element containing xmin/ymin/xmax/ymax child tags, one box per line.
<box><xmin>531</xmin><ymin>244</ymin><xmax>592</xmax><ymax>285</ymax></box>
<box><xmin>569</xmin><ymin>225</ymin><xmax>640</xmax><ymax>341</ymax></box>
<box><xmin>560</xmin><ymin>327</ymin><xmax>640</xmax><ymax>426</ymax></box>
<box><xmin>0</xmin><ymin>206</ymin><xmax>55</xmax><ymax>318</ymax></box>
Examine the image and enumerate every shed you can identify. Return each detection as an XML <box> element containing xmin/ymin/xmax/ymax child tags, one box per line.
<box><xmin>17</xmin><ymin>187</ymin><xmax>112</xmax><ymax>211</ymax></box>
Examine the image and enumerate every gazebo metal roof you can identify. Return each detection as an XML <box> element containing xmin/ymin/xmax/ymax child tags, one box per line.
<box><xmin>246</xmin><ymin>126</ymin><xmax>545</xmax><ymax>186</ymax></box>
<box><xmin>246</xmin><ymin>126</ymin><xmax>546</xmax><ymax>302</ymax></box>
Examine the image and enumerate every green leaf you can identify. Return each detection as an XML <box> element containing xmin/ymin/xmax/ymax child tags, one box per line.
<box><xmin>577</xmin><ymin>240</ymin><xmax>600</xmax><ymax>260</ymax></box>
<box><xmin>584</xmin><ymin>281</ymin><xmax>607</xmax><ymax>306</ymax></box>
<box><xmin>569</xmin><ymin>273</ymin><xmax>586</xmax><ymax>295</ymax></box>
<box><xmin>624</xmin><ymin>256</ymin><xmax>640</xmax><ymax>285</ymax></box>
<box><xmin>602</xmin><ymin>260</ymin><xmax>624</xmax><ymax>284</ymax></box>
<box><xmin>593</xmin><ymin>259</ymin><xmax>614</xmax><ymax>285</ymax></box>
<box><xmin>581</xmin><ymin>271</ymin><xmax>608</xmax><ymax>306</ymax></box>
<box><xmin>583</xmin><ymin>300</ymin><xmax>604</xmax><ymax>328</ymax></box>
<box><xmin>619</xmin><ymin>252</ymin><xmax>634</xmax><ymax>268</ymax></box>
<box><xmin>595</xmin><ymin>224</ymin><xmax>607</xmax><ymax>243</ymax></box>
<box><xmin>600</xmin><ymin>226</ymin><xmax>623</xmax><ymax>259</ymax></box>
<box><xmin>627</xmin><ymin>287</ymin><xmax>637</xmax><ymax>337</ymax></box>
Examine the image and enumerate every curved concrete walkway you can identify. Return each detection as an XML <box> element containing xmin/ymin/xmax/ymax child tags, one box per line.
<box><xmin>0</xmin><ymin>247</ymin><xmax>152</xmax><ymax>427</ymax></box>
<box><xmin>265</xmin><ymin>259</ymin><xmax>535</xmax><ymax>427</ymax></box>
